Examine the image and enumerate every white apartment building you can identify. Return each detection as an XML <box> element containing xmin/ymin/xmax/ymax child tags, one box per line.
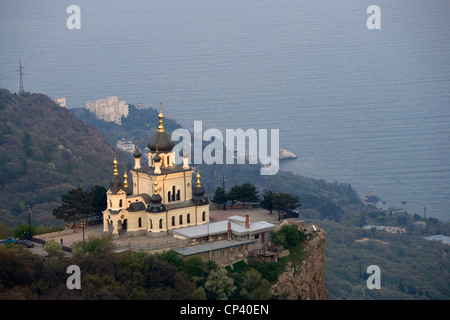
<box><xmin>86</xmin><ymin>96</ymin><xmax>129</xmax><ymax>125</ymax></box>
<box><xmin>116</xmin><ymin>138</ymin><xmax>135</xmax><ymax>154</ymax></box>
<box><xmin>54</xmin><ymin>97</ymin><xmax>66</xmax><ymax>108</ymax></box>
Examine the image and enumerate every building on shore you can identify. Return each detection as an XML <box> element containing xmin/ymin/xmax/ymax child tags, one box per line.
<box><xmin>86</xmin><ymin>96</ymin><xmax>129</xmax><ymax>125</ymax></box>
<box><xmin>54</xmin><ymin>97</ymin><xmax>66</xmax><ymax>108</ymax></box>
<box><xmin>116</xmin><ymin>138</ymin><xmax>135</xmax><ymax>154</ymax></box>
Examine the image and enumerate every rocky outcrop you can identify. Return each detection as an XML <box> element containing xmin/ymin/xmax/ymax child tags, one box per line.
<box><xmin>271</xmin><ymin>220</ymin><xmax>328</xmax><ymax>300</ymax></box>
<box><xmin>279</xmin><ymin>148</ymin><xmax>298</xmax><ymax>160</ymax></box>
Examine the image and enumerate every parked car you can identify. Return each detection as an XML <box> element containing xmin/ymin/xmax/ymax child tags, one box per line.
<box><xmin>18</xmin><ymin>240</ymin><xmax>34</xmax><ymax>248</ymax></box>
<box><xmin>1</xmin><ymin>237</ymin><xmax>19</xmax><ymax>244</ymax></box>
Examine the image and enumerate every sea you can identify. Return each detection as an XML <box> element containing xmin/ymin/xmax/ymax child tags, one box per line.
<box><xmin>1</xmin><ymin>0</ymin><xmax>449</xmax><ymax>221</ymax></box>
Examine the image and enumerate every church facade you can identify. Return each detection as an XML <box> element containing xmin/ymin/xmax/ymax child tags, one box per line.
<box><xmin>102</xmin><ymin>105</ymin><xmax>209</xmax><ymax>237</ymax></box>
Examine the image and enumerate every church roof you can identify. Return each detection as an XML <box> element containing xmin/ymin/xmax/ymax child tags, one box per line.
<box><xmin>133</xmin><ymin>145</ymin><xmax>141</xmax><ymax>158</ymax></box>
<box><xmin>172</xmin><ymin>218</ymin><xmax>276</xmax><ymax>239</ymax></box>
<box><xmin>147</xmin><ymin>104</ymin><xmax>175</xmax><ymax>152</ymax></box>
<box><xmin>173</xmin><ymin>239</ymin><xmax>256</xmax><ymax>257</ymax></box>
<box><xmin>128</xmin><ymin>202</ymin><xmax>146</xmax><ymax>212</ymax></box>
<box><xmin>147</xmin><ymin>130</ymin><xmax>174</xmax><ymax>152</ymax></box>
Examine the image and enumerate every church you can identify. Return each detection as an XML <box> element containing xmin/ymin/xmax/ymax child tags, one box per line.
<box><xmin>102</xmin><ymin>105</ymin><xmax>209</xmax><ymax>237</ymax></box>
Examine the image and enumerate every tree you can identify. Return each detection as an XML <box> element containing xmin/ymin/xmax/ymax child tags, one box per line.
<box><xmin>43</xmin><ymin>239</ymin><xmax>63</xmax><ymax>258</ymax></box>
<box><xmin>270</xmin><ymin>224</ymin><xmax>304</xmax><ymax>248</ymax></box>
<box><xmin>240</xmin><ymin>269</ymin><xmax>272</xmax><ymax>300</ymax></box>
<box><xmin>237</xmin><ymin>183</ymin><xmax>259</xmax><ymax>204</ymax></box>
<box><xmin>260</xmin><ymin>190</ymin><xmax>276</xmax><ymax>214</ymax></box>
<box><xmin>13</xmin><ymin>223</ymin><xmax>37</xmax><ymax>239</ymax></box>
<box><xmin>0</xmin><ymin>220</ymin><xmax>12</xmax><ymax>239</ymax></box>
<box><xmin>204</xmin><ymin>268</ymin><xmax>236</xmax><ymax>300</ymax></box>
<box><xmin>212</xmin><ymin>187</ymin><xmax>227</xmax><ymax>206</ymax></box>
<box><xmin>185</xmin><ymin>256</ymin><xmax>207</xmax><ymax>281</ymax></box>
<box><xmin>227</xmin><ymin>183</ymin><xmax>259</xmax><ymax>205</ymax></box>
<box><xmin>90</xmin><ymin>185</ymin><xmax>107</xmax><ymax>216</ymax></box>
<box><xmin>52</xmin><ymin>187</ymin><xmax>95</xmax><ymax>225</ymax></box>
<box><xmin>276</xmin><ymin>192</ymin><xmax>301</xmax><ymax>212</ymax></box>
<box><xmin>260</xmin><ymin>190</ymin><xmax>301</xmax><ymax>215</ymax></box>
<box><xmin>71</xmin><ymin>234</ymin><xmax>115</xmax><ymax>256</ymax></box>
<box><xmin>226</xmin><ymin>185</ymin><xmax>240</xmax><ymax>205</ymax></box>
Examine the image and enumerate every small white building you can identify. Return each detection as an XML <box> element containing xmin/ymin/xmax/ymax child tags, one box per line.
<box><xmin>54</xmin><ymin>97</ymin><xmax>66</xmax><ymax>108</ymax></box>
<box><xmin>116</xmin><ymin>138</ymin><xmax>135</xmax><ymax>154</ymax></box>
<box><xmin>172</xmin><ymin>215</ymin><xmax>276</xmax><ymax>265</ymax></box>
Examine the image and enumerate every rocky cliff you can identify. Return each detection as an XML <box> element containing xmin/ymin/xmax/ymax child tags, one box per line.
<box><xmin>271</xmin><ymin>220</ymin><xmax>328</xmax><ymax>300</ymax></box>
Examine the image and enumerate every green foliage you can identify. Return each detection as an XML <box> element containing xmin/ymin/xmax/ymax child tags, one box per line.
<box><xmin>71</xmin><ymin>234</ymin><xmax>115</xmax><ymax>256</ymax></box>
<box><xmin>303</xmin><ymin>216</ymin><xmax>450</xmax><ymax>300</ymax></box>
<box><xmin>13</xmin><ymin>223</ymin><xmax>37</xmax><ymax>239</ymax></box>
<box><xmin>43</xmin><ymin>239</ymin><xmax>63</xmax><ymax>258</ymax></box>
<box><xmin>204</xmin><ymin>268</ymin><xmax>236</xmax><ymax>300</ymax></box>
<box><xmin>0</xmin><ymin>89</ymin><xmax>126</xmax><ymax>228</ymax></box>
<box><xmin>52</xmin><ymin>185</ymin><xmax>106</xmax><ymax>223</ymax></box>
<box><xmin>271</xmin><ymin>224</ymin><xmax>305</xmax><ymax>249</ymax></box>
<box><xmin>260</xmin><ymin>190</ymin><xmax>301</xmax><ymax>214</ymax></box>
<box><xmin>212</xmin><ymin>187</ymin><xmax>227</xmax><ymax>205</ymax></box>
<box><xmin>0</xmin><ymin>221</ymin><xmax>13</xmax><ymax>238</ymax></box>
<box><xmin>240</xmin><ymin>269</ymin><xmax>272</xmax><ymax>300</ymax></box>
<box><xmin>185</xmin><ymin>256</ymin><xmax>207</xmax><ymax>280</ymax></box>
<box><xmin>227</xmin><ymin>183</ymin><xmax>259</xmax><ymax>204</ymax></box>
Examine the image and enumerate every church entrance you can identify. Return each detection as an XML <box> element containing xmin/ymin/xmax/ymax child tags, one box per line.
<box><xmin>118</xmin><ymin>219</ymin><xmax>127</xmax><ymax>235</ymax></box>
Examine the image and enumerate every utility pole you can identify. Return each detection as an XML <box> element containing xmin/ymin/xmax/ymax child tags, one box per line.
<box><xmin>27</xmin><ymin>205</ymin><xmax>31</xmax><ymax>239</ymax></box>
<box><xmin>82</xmin><ymin>218</ymin><xmax>86</xmax><ymax>242</ymax></box>
<box><xmin>277</xmin><ymin>187</ymin><xmax>281</xmax><ymax>221</ymax></box>
<box><xmin>17</xmin><ymin>61</ymin><xmax>25</xmax><ymax>95</ymax></box>
<box><xmin>222</xmin><ymin>175</ymin><xmax>226</xmax><ymax>210</ymax></box>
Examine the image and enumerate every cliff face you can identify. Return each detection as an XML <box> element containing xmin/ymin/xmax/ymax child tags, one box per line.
<box><xmin>271</xmin><ymin>221</ymin><xmax>328</xmax><ymax>300</ymax></box>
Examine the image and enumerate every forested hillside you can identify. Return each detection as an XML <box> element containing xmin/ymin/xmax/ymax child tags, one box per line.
<box><xmin>0</xmin><ymin>89</ymin><xmax>128</xmax><ymax>227</ymax></box>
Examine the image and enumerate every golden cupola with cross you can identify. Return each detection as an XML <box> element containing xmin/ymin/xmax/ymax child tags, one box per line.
<box><xmin>102</xmin><ymin>102</ymin><xmax>209</xmax><ymax>238</ymax></box>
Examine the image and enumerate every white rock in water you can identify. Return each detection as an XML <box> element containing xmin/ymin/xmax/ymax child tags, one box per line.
<box><xmin>279</xmin><ymin>149</ymin><xmax>298</xmax><ymax>160</ymax></box>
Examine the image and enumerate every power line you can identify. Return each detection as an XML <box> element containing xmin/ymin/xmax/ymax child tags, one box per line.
<box><xmin>16</xmin><ymin>60</ymin><xmax>25</xmax><ymax>95</ymax></box>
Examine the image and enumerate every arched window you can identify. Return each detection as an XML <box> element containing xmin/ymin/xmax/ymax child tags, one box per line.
<box><xmin>159</xmin><ymin>219</ymin><xmax>163</xmax><ymax>229</ymax></box>
<box><xmin>187</xmin><ymin>213</ymin><xmax>191</xmax><ymax>224</ymax></box>
<box><xmin>176</xmin><ymin>189</ymin><xmax>181</xmax><ymax>201</ymax></box>
<box><xmin>150</xmin><ymin>219</ymin><xmax>153</xmax><ymax>229</ymax></box>
<box><xmin>138</xmin><ymin>217</ymin><xmax>142</xmax><ymax>228</ymax></box>
<box><xmin>168</xmin><ymin>191</ymin><xmax>171</xmax><ymax>202</ymax></box>
<box><xmin>202</xmin><ymin>211</ymin><xmax>206</xmax><ymax>222</ymax></box>
<box><xmin>172</xmin><ymin>216</ymin><xmax>175</xmax><ymax>226</ymax></box>
<box><xmin>179</xmin><ymin>215</ymin><xmax>183</xmax><ymax>225</ymax></box>
<box><xmin>109</xmin><ymin>199</ymin><xmax>112</xmax><ymax>207</ymax></box>
<box><xmin>172</xmin><ymin>186</ymin><xmax>176</xmax><ymax>202</ymax></box>
<box><xmin>119</xmin><ymin>199</ymin><xmax>122</xmax><ymax>207</ymax></box>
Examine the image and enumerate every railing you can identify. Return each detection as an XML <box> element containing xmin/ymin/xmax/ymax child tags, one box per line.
<box><xmin>210</xmin><ymin>203</ymin><xmax>260</xmax><ymax>210</ymax></box>
<box><xmin>30</xmin><ymin>236</ymin><xmax>72</xmax><ymax>253</ymax></box>
<box><xmin>113</xmin><ymin>238</ymin><xmax>190</xmax><ymax>252</ymax></box>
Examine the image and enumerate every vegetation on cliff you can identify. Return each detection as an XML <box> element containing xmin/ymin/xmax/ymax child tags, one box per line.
<box><xmin>0</xmin><ymin>224</ymin><xmax>310</xmax><ymax>300</ymax></box>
